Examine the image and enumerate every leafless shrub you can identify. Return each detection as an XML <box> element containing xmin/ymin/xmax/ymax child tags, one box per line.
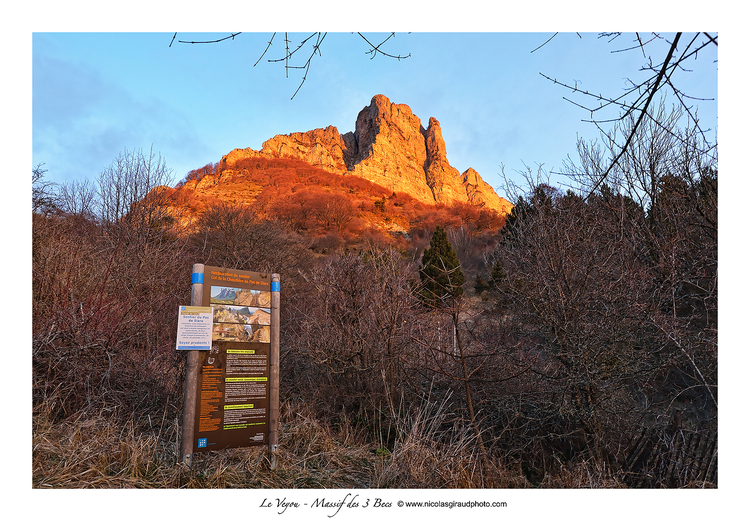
<box><xmin>481</xmin><ymin>102</ymin><xmax>717</xmax><ymax>483</ymax></box>
<box><xmin>95</xmin><ymin>146</ymin><xmax>174</xmax><ymax>225</ymax></box>
<box><xmin>284</xmin><ymin>246</ymin><xmax>419</xmax><ymax>418</ymax></box>
<box><xmin>191</xmin><ymin>200</ymin><xmax>312</xmax><ymax>276</ymax></box>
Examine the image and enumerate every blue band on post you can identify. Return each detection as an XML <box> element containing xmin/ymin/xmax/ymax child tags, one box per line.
<box><xmin>191</xmin><ymin>272</ymin><xmax>204</xmax><ymax>284</ymax></box>
<box><xmin>271</xmin><ymin>281</ymin><xmax>280</xmax><ymax>292</ymax></box>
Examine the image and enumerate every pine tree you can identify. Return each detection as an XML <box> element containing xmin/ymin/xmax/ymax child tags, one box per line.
<box><xmin>419</xmin><ymin>226</ymin><xmax>465</xmax><ymax>307</ymax></box>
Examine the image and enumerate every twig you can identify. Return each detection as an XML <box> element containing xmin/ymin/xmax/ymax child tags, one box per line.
<box><xmin>530</xmin><ymin>33</ymin><xmax>558</xmax><ymax>54</ymax></box>
<box><xmin>358</xmin><ymin>33</ymin><xmax>411</xmax><ymax>60</ymax></box>
<box><xmin>177</xmin><ymin>33</ymin><xmax>242</xmax><ymax>45</ymax></box>
<box><xmin>254</xmin><ymin>33</ymin><xmax>276</xmax><ymax>67</ymax></box>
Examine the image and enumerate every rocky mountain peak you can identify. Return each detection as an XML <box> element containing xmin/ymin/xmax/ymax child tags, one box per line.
<box><xmin>220</xmin><ymin>95</ymin><xmax>511</xmax><ymax>214</ymax></box>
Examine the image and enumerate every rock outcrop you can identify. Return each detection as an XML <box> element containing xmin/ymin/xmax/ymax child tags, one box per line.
<box><xmin>220</xmin><ymin>95</ymin><xmax>511</xmax><ymax>214</ymax></box>
<box><xmin>222</xmin><ymin>125</ymin><xmax>352</xmax><ymax>174</ymax></box>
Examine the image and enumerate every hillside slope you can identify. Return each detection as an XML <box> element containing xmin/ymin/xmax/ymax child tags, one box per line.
<box><xmin>165</xmin><ymin>156</ymin><xmax>506</xmax><ymax>248</ymax></box>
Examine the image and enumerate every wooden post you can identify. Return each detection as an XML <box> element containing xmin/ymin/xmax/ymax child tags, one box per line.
<box><xmin>180</xmin><ymin>263</ymin><xmax>204</xmax><ymax>467</ymax></box>
<box><xmin>268</xmin><ymin>273</ymin><xmax>281</xmax><ymax>469</ymax></box>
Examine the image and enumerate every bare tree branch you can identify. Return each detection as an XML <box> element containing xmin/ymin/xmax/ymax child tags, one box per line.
<box><xmin>253</xmin><ymin>33</ymin><xmax>276</xmax><ymax>67</ymax></box>
<box><xmin>171</xmin><ymin>32</ymin><xmax>410</xmax><ymax>99</ymax></box>
<box><xmin>531</xmin><ymin>33</ymin><xmax>559</xmax><ymax>54</ymax></box>
<box><xmin>358</xmin><ymin>32</ymin><xmax>411</xmax><ymax>60</ymax></box>
<box><xmin>176</xmin><ymin>32</ymin><xmax>242</xmax><ymax>45</ymax></box>
<box><xmin>703</xmin><ymin>32</ymin><xmax>718</xmax><ymax>46</ymax></box>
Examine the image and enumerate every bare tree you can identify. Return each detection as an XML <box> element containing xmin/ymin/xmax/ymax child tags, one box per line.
<box><xmin>538</xmin><ymin>32</ymin><xmax>717</xmax><ymax>199</ymax></box>
<box><xmin>32</xmin><ymin>163</ymin><xmax>56</xmax><ymax>215</ymax></box>
<box><xmin>311</xmin><ymin>192</ymin><xmax>356</xmax><ymax>232</ymax></box>
<box><xmin>57</xmin><ymin>177</ymin><xmax>97</xmax><ymax>219</ymax></box>
<box><xmin>95</xmin><ymin>146</ymin><xmax>174</xmax><ymax>227</ymax></box>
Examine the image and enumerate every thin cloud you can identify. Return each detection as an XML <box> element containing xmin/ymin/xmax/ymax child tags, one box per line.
<box><xmin>33</xmin><ymin>53</ymin><xmax>208</xmax><ymax>183</ymax></box>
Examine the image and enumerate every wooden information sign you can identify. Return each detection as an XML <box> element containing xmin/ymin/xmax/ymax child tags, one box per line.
<box><xmin>180</xmin><ymin>264</ymin><xmax>280</xmax><ymax>466</ymax></box>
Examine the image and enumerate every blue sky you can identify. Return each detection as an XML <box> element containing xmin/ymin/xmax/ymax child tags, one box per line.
<box><xmin>31</xmin><ymin>31</ymin><xmax>718</xmax><ymax>200</ymax></box>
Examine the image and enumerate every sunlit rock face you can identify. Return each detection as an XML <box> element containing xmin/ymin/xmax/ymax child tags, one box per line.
<box><xmin>220</xmin><ymin>94</ymin><xmax>512</xmax><ymax>213</ymax></box>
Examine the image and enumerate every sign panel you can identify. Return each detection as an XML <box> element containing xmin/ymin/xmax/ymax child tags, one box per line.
<box><xmin>192</xmin><ymin>267</ymin><xmax>273</xmax><ymax>453</ymax></box>
<box><xmin>176</xmin><ymin>306</ymin><xmax>213</xmax><ymax>350</ymax></box>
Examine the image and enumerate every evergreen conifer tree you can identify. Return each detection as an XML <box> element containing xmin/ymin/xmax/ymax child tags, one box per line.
<box><xmin>490</xmin><ymin>259</ymin><xmax>507</xmax><ymax>283</ymax></box>
<box><xmin>419</xmin><ymin>225</ymin><xmax>465</xmax><ymax>307</ymax></box>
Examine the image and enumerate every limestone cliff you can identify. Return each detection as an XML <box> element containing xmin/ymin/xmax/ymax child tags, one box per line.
<box><xmin>220</xmin><ymin>95</ymin><xmax>511</xmax><ymax>214</ymax></box>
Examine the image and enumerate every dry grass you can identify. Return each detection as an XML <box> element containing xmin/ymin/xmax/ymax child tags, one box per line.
<box><xmin>30</xmin><ymin>398</ymin><xmax>435</xmax><ymax>488</ymax></box>
<box><xmin>371</xmin><ymin>396</ymin><xmax>528</xmax><ymax>488</ymax></box>
<box><xmin>33</xmin><ymin>401</ymin><xmax>184</xmax><ymax>488</ymax></box>
<box><xmin>537</xmin><ymin>458</ymin><xmax>626</xmax><ymax>488</ymax></box>
<box><xmin>34</xmin><ymin>395</ymin><xmax>626</xmax><ymax>489</ymax></box>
